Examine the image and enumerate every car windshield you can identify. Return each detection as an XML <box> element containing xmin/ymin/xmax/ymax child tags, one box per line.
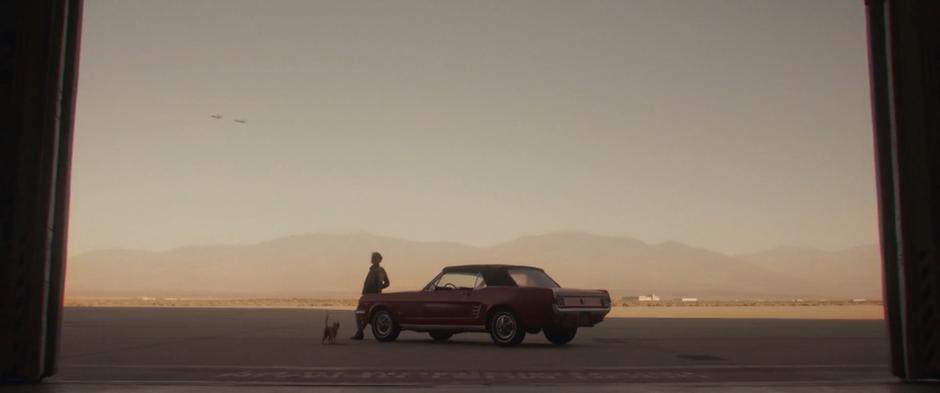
<box><xmin>508</xmin><ymin>268</ymin><xmax>560</xmax><ymax>288</ymax></box>
<box><xmin>429</xmin><ymin>272</ymin><xmax>485</xmax><ymax>290</ymax></box>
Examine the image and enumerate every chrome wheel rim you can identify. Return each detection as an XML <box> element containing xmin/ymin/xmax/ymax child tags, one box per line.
<box><xmin>374</xmin><ymin>312</ymin><xmax>392</xmax><ymax>337</ymax></box>
<box><xmin>494</xmin><ymin>313</ymin><xmax>516</xmax><ymax>341</ymax></box>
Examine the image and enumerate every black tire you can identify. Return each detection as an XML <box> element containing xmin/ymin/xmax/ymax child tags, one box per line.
<box><xmin>429</xmin><ymin>332</ymin><xmax>453</xmax><ymax>341</ymax></box>
<box><xmin>543</xmin><ymin>327</ymin><xmax>577</xmax><ymax>345</ymax></box>
<box><xmin>488</xmin><ymin>309</ymin><xmax>526</xmax><ymax>346</ymax></box>
<box><xmin>370</xmin><ymin>308</ymin><xmax>401</xmax><ymax>342</ymax></box>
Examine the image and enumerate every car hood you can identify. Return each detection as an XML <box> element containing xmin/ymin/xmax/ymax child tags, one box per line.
<box><xmin>359</xmin><ymin>291</ymin><xmax>422</xmax><ymax>300</ymax></box>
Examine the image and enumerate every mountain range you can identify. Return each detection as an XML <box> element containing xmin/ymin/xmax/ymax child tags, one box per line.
<box><xmin>65</xmin><ymin>232</ymin><xmax>882</xmax><ymax>300</ymax></box>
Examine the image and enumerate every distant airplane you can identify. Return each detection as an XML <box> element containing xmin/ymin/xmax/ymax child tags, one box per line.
<box><xmin>234</xmin><ymin>119</ymin><xmax>247</xmax><ymax>124</ymax></box>
<box><xmin>210</xmin><ymin>114</ymin><xmax>222</xmax><ymax>119</ymax></box>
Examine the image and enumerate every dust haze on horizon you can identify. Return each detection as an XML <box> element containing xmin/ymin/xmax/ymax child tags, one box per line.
<box><xmin>71</xmin><ymin>0</ymin><xmax>876</xmax><ymax>258</ymax></box>
<box><xmin>66</xmin><ymin>232</ymin><xmax>882</xmax><ymax>300</ymax></box>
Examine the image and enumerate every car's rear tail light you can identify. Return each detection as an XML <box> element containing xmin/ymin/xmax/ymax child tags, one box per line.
<box><xmin>556</xmin><ymin>296</ymin><xmax>566</xmax><ymax>307</ymax></box>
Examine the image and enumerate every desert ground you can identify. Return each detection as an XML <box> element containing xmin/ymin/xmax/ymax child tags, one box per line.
<box><xmin>63</xmin><ymin>297</ymin><xmax>885</xmax><ymax>320</ymax></box>
<box><xmin>607</xmin><ymin>305</ymin><xmax>882</xmax><ymax>319</ymax></box>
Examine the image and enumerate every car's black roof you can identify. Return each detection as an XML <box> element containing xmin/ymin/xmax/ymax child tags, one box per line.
<box><xmin>443</xmin><ymin>264</ymin><xmax>544</xmax><ymax>273</ymax></box>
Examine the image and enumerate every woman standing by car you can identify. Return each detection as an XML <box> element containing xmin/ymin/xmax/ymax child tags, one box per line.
<box><xmin>351</xmin><ymin>252</ymin><xmax>390</xmax><ymax>340</ymax></box>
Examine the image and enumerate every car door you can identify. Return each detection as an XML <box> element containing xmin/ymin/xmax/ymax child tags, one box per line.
<box><xmin>394</xmin><ymin>273</ymin><xmax>442</xmax><ymax>325</ymax></box>
<box><xmin>419</xmin><ymin>272</ymin><xmax>484</xmax><ymax>326</ymax></box>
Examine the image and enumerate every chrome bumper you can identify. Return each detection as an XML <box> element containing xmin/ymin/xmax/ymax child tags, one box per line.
<box><xmin>552</xmin><ymin>305</ymin><xmax>610</xmax><ymax>327</ymax></box>
<box><xmin>553</xmin><ymin>306</ymin><xmax>611</xmax><ymax>313</ymax></box>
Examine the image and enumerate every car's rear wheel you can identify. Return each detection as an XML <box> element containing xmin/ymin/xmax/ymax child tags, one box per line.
<box><xmin>488</xmin><ymin>309</ymin><xmax>526</xmax><ymax>346</ymax></box>
<box><xmin>543</xmin><ymin>327</ymin><xmax>577</xmax><ymax>345</ymax></box>
<box><xmin>429</xmin><ymin>332</ymin><xmax>453</xmax><ymax>341</ymax></box>
<box><xmin>371</xmin><ymin>309</ymin><xmax>400</xmax><ymax>342</ymax></box>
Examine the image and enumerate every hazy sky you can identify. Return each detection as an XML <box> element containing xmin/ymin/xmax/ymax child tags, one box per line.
<box><xmin>70</xmin><ymin>0</ymin><xmax>876</xmax><ymax>255</ymax></box>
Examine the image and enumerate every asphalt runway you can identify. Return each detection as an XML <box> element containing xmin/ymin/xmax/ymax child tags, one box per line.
<box><xmin>54</xmin><ymin>307</ymin><xmax>892</xmax><ymax>386</ymax></box>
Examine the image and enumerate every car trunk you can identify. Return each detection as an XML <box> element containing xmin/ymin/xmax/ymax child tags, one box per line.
<box><xmin>552</xmin><ymin>288</ymin><xmax>610</xmax><ymax>308</ymax></box>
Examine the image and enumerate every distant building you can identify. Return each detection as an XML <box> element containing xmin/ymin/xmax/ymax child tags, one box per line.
<box><xmin>638</xmin><ymin>294</ymin><xmax>660</xmax><ymax>302</ymax></box>
<box><xmin>620</xmin><ymin>294</ymin><xmax>661</xmax><ymax>302</ymax></box>
<box><xmin>681</xmin><ymin>298</ymin><xmax>698</xmax><ymax>302</ymax></box>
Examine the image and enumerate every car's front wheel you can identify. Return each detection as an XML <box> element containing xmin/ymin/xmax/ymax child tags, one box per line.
<box><xmin>371</xmin><ymin>308</ymin><xmax>401</xmax><ymax>342</ymax></box>
<box><xmin>429</xmin><ymin>332</ymin><xmax>453</xmax><ymax>341</ymax></box>
<box><xmin>543</xmin><ymin>327</ymin><xmax>577</xmax><ymax>345</ymax></box>
<box><xmin>488</xmin><ymin>309</ymin><xmax>526</xmax><ymax>346</ymax></box>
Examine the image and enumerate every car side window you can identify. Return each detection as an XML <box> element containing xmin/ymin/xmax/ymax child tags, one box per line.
<box><xmin>473</xmin><ymin>274</ymin><xmax>487</xmax><ymax>289</ymax></box>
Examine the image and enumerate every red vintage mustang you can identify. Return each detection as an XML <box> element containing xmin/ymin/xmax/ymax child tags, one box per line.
<box><xmin>355</xmin><ymin>264</ymin><xmax>611</xmax><ymax>346</ymax></box>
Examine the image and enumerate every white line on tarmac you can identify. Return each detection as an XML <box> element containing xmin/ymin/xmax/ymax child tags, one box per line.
<box><xmin>62</xmin><ymin>363</ymin><xmax>889</xmax><ymax>371</ymax></box>
<box><xmin>52</xmin><ymin>378</ymin><xmax>898</xmax><ymax>385</ymax></box>
<box><xmin>48</xmin><ymin>378</ymin><xmax>900</xmax><ymax>388</ymax></box>
<box><xmin>50</xmin><ymin>380</ymin><xmax>422</xmax><ymax>387</ymax></box>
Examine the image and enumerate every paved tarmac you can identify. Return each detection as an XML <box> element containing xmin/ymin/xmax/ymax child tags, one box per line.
<box><xmin>4</xmin><ymin>383</ymin><xmax>939</xmax><ymax>393</ymax></box>
<box><xmin>45</xmin><ymin>306</ymin><xmax>899</xmax><ymax>387</ymax></box>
